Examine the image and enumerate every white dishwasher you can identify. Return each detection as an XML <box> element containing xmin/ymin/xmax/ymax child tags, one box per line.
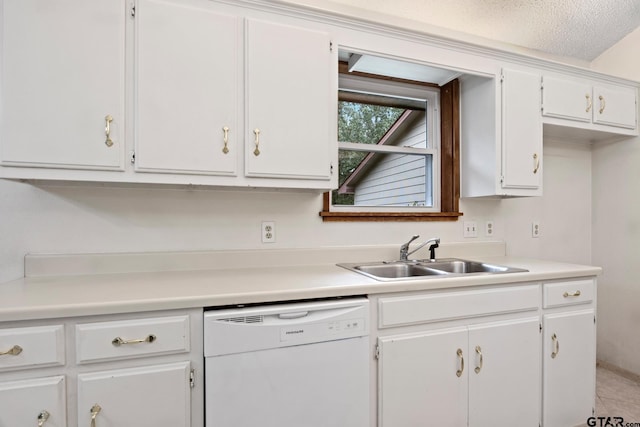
<box><xmin>203</xmin><ymin>297</ymin><xmax>369</xmax><ymax>427</ymax></box>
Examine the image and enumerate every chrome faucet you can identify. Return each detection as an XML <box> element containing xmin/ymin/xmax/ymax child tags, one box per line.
<box><xmin>399</xmin><ymin>235</ymin><xmax>440</xmax><ymax>261</ymax></box>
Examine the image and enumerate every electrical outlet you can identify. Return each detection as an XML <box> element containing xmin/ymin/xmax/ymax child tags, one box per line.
<box><xmin>463</xmin><ymin>221</ymin><xmax>478</xmax><ymax>238</ymax></box>
<box><xmin>532</xmin><ymin>221</ymin><xmax>541</xmax><ymax>238</ymax></box>
<box><xmin>485</xmin><ymin>221</ymin><xmax>494</xmax><ymax>237</ymax></box>
<box><xmin>262</xmin><ymin>221</ymin><xmax>276</xmax><ymax>243</ymax></box>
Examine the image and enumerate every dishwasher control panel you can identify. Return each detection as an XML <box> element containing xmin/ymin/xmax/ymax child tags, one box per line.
<box><xmin>204</xmin><ymin>298</ymin><xmax>369</xmax><ymax>357</ymax></box>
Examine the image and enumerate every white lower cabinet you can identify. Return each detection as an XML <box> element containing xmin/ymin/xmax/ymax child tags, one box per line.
<box><xmin>378</xmin><ymin>317</ymin><xmax>540</xmax><ymax>427</ymax></box>
<box><xmin>542</xmin><ymin>278</ymin><xmax>597</xmax><ymax>427</ymax></box>
<box><xmin>543</xmin><ymin>310</ymin><xmax>596</xmax><ymax>427</ymax></box>
<box><xmin>378</xmin><ymin>327</ymin><xmax>468</xmax><ymax>426</ymax></box>
<box><xmin>0</xmin><ymin>375</ymin><xmax>66</xmax><ymax>426</ymax></box>
<box><xmin>0</xmin><ymin>309</ymin><xmax>202</xmax><ymax>427</ymax></box>
<box><xmin>78</xmin><ymin>362</ymin><xmax>191</xmax><ymax>427</ymax></box>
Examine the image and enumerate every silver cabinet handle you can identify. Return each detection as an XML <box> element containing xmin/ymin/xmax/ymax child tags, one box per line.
<box><xmin>0</xmin><ymin>344</ymin><xmax>22</xmax><ymax>356</ymax></box>
<box><xmin>222</xmin><ymin>126</ymin><xmax>230</xmax><ymax>154</ymax></box>
<box><xmin>533</xmin><ymin>153</ymin><xmax>540</xmax><ymax>174</ymax></box>
<box><xmin>456</xmin><ymin>348</ymin><xmax>464</xmax><ymax>377</ymax></box>
<box><xmin>599</xmin><ymin>95</ymin><xmax>606</xmax><ymax>114</ymax></box>
<box><xmin>253</xmin><ymin>128</ymin><xmax>261</xmax><ymax>156</ymax></box>
<box><xmin>90</xmin><ymin>404</ymin><xmax>101</xmax><ymax>427</ymax></box>
<box><xmin>585</xmin><ymin>94</ymin><xmax>592</xmax><ymax>113</ymax></box>
<box><xmin>474</xmin><ymin>345</ymin><xmax>483</xmax><ymax>374</ymax></box>
<box><xmin>111</xmin><ymin>334</ymin><xmax>156</xmax><ymax>346</ymax></box>
<box><xmin>563</xmin><ymin>290</ymin><xmax>581</xmax><ymax>298</ymax></box>
<box><xmin>551</xmin><ymin>333</ymin><xmax>560</xmax><ymax>359</ymax></box>
<box><xmin>104</xmin><ymin>115</ymin><xmax>114</xmax><ymax>147</ymax></box>
<box><xmin>37</xmin><ymin>410</ymin><xmax>50</xmax><ymax>427</ymax></box>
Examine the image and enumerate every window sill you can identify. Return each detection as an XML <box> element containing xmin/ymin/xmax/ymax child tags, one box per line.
<box><xmin>319</xmin><ymin>211</ymin><xmax>463</xmax><ymax>222</ymax></box>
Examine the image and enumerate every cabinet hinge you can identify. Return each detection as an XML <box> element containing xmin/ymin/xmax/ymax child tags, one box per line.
<box><xmin>499</xmin><ymin>175</ymin><xmax>504</xmax><ymax>184</ymax></box>
<box><xmin>594</xmin><ymin>315</ymin><xmax>596</xmax><ymax>324</ymax></box>
<box><xmin>329</xmin><ymin>41</ymin><xmax>333</xmax><ymax>52</ymax></box>
<box><xmin>130</xmin><ymin>4</ymin><xmax>136</xmax><ymax>18</ymax></box>
<box><xmin>330</xmin><ymin>163</ymin><xmax>334</xmax><ymax>175</ymax></box>
<box><xmin>500</xmin><ymin>74</ymin><xmax>504</xmax><ymax>83</ymax></box>
<box><xmin>130</xmin><ymin>152</ymin><xmax>135</xmax><ymax>164</ymax></box>
<box><xmin>190</xmin><ymin>369</ymin><xmax>195</xmax><ymax>389</ymax></box>
<box><xmin>539</xmin><ymin>323</ymin><xmax>542</xmax><ymax>333</ymax></box>
<box><xmin>375</xmin><ymin>345</ymin><xmax>380</xmax><ymax>360</ymax></box>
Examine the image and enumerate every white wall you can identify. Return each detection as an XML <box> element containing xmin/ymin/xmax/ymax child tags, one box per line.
<box><xmin>590</xmin><ymin>27</ymin><xmax>640</xmax><ymax>376</ymax></box>
<box><xmin>0</xmin><ymin>139</ymin><xmax>592</xmax><ymax>283</ymax></box>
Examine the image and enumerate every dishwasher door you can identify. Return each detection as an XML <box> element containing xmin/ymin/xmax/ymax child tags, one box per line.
<box><xmin>204</xmin><ymin>298</ymin><xmax>369</xmax><ymax>427</ymax></box>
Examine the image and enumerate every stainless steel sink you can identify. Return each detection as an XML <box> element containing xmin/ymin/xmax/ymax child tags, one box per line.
<box><xmin>354</xmin><ymin>262</ymin><xmax>449</xmax><ymax>279</ymax></box>
<box><xmin>338</xmin><ymin>258</ymin><xmax>528</xmax><ymax>281</ymax></box>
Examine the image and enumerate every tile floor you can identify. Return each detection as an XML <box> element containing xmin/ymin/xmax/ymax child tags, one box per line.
<box><xmin>577</xmin><ymin>365</ymin><xmax>640</xmax><ymax>426</ymax></box>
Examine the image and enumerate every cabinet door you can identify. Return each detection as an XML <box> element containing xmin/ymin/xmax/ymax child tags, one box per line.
<box><xmin>77</xmin><ymin>362</ymin><xmax>191</xmax><ymax>427</ymax></box>
<box><xmin>543</xmin><ymin>310</ymin><xmax>596</xmax><ymax>427</ymax></box>
<box><xmin>245</xmin><ymin>19</ymin><xmax>334</xmax><ymax>181</ymax></box>
<box><xmin>378</xmin><ymin>328</ymin><xmax>468</xmax><ymax>427</ymax></box>
<box><xmin>0</xmin><ymin>376</ymin><xmax>66</xmax><ymax>426</ymax></box>
<box><xmin>135</xmin><ymin>0</ymin><xmax>238</xmax><ymax>176</ymax></box>
<box><xmin>0</xmin><ymin>0</ymin><xmax>125</xmax><ymax>170</ymax></box>
<box><xmin>501</xmin><ymin>69</ymin><xmax>542</xmax><ymax>192</ymax></box>
<box><xmin>468</xmin><ymin>317</ymin><xmax>541</xmax><ymax>427</ymax></box>
<box><xmin>593</xmin><ymin>84</ymin><xmax>637</xmax><ymax>129</ymax></box>
<box><xmin>541</xmin><ymin>76</ymin><xmax>592</xmax><ymax>122</ymax></box>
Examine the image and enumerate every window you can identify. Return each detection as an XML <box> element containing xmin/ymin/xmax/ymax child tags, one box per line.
<box><xmin>320</xmin><ymin>56</ymin><xmax>462</xmax><ymax>222</ymax></box>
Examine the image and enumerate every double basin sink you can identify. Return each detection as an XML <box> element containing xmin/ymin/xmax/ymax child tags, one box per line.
<box><xmin>338</xmin><ymin>258</ymin><xmax>528</xmax><ymax>281</ymax></box>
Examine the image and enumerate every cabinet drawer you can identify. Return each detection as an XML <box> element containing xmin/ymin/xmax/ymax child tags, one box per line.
<box><xmin>0</xmin><ymin>325</ymin><xmax>65</xmax><ymax>372</ymax></box>
<box><xmin>379</xmin><ymin>285</ymin><xmax>540</xmax><ymax>328</ymax></box>
<box><xmin>543</xmin><ymin>279</ymin><xmax>594</xmax><ymax>308</ymax></box>
<box><xmin>76</xmin><ymin>315</ymin><xmax>190</xmax><ymax>364</ymax></box>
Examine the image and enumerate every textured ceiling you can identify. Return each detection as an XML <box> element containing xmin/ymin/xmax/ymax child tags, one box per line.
<box><xmin>329</xmin><ymin>0</ymin><xmax>640</xmax><ymax>61</ymax></box>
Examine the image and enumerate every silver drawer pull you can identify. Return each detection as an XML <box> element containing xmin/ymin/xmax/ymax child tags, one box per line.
<box><xmin>563</xmin><ymin>290</ymin><xmax>581</xmax><ymax>298</ymax></box>
<box><xmin>111</xmin><ymin>334</ymin><xmax>156</xmax><ymax>347</ymax></box>
<box><xmin>37</xmin><ymin>410</ymin><xmax>50</xmax><ymax>426</ymax></box>
<box><xmin>0</xmin><ymin>344</ymin><xmax>23</xmax><ymax>356</ymax></box>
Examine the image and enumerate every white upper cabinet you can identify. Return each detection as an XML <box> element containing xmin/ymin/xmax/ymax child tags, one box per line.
<box><xmin>501</xmin><ymin>68</ymin><xmax>543</xmax><ymax>194</ymax></box>
<box><xmin>245</xmin><ymin>19</ymin><xmax>335</xmax><ymax>181</ymax></box>
<box><xmin>542</xmin><ymin>75</ymin><xmax>637</xmax><ymax>131</ymax></box>
<box><xmin>135</xmin><ymin>0</ymin><xmax>239</xmax><ymax>176</ymax></box>
<box><xmin>460</xmin><ymin>68</ymin><xmax>542</xmax><ymax>197</ymax></box>
<box><xmin>0</xmin><ymin>0</ymin><xmax>125</xmax><ymax>170</ymax></box>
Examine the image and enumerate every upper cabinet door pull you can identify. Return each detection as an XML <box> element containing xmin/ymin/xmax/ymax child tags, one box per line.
<box><xmin>253</xmin><ymin>128</ymin><xmax>261</xmax><ymax>156</ymax></box>
<box><xmin>90</xmin><ymin>404</ymin><xmax>101</xmax><ymax>427</ymax></box>
<box><xmin>599</xmin><ymin>95</ymin><xmax>606</xmax><ymax>114</ymax></box>
<box><xmin>104</xmin><ymin>115</ymin><xmax>114</xmax><ymax>147</ymax></box>
<box><xmin>563</xmin><ymin>290</ymin><xmax>581</xmax><ymax>297</ymax></box>
<box><xmin>533</xmin><ymin>153</ymin><xmax>540</xmax><ymax>174</ymax></box>
<box><xmin>0</xmin><ymin>344</ymin><xmax>22</xmax><ymax>356</ymax></box>
<box><xmin>111</xmin><ymin>334</ymin><xmax>156</xmax><ymax>346</ymax></box>
<box><xmin>37</xmin><ymin>410</ymin><xmax>50</xmax><ymax>427</ymax></box>
<box><xmin>585</xmin><ymin>94</ymin><xmax>592</xmax><ymax>113</ymax></box>
<box><xmin>222</xmin><ymin>126</ymin><xmax>230</xmax><ymax>154</ymax></box>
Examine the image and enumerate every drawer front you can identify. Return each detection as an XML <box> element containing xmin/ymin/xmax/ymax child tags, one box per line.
<box><xmin>0</xmin><ymin>325</ymin><xmax>65</xmax><ymax>372</ymax></box>
<box><xmin>379</xmin><ymin>284</ymin><xmax>540</xmax><ymax>328</ymax></box>
<box><xmin>76</xmin><ymin>315</ymin><xmax>190</xmax><ymax>364</ymax></box>
<box><xmin>543</xmin><ymin>279</ymin><xmax>595</xmax><ymax>308</ymax></box>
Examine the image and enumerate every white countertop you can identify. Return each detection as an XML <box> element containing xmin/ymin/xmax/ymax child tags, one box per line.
<box><xmin>0</xmin><ymin>244</ymin><xmax>601</xmax><ymax>322</ymax></box>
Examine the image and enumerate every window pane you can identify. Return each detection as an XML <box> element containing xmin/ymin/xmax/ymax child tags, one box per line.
<box><xmin>338</xmin><ymin>101</ymin><xmax>405</xmax><ymax>145</ymax></box>
<box><xmin>334</xmin><ymin>150</ymin><xmax>433</xmax><ymax>207</ymax></box>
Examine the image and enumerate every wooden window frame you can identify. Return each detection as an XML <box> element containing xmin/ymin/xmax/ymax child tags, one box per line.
<box><xmin>320</xmin><ymin>65</ymin><xmax>461</xmax><ymax>222</ymax></box>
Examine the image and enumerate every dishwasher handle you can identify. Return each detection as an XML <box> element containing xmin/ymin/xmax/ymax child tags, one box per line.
<box><xmin>278</xmin><ymin>311</ymin><xmax>309</xmax><ymax>320</ymax></box>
